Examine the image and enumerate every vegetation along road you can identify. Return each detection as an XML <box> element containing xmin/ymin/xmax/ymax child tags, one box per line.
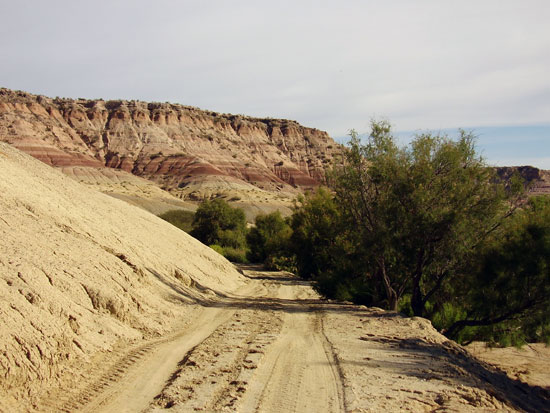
<box><xmin>36</xmin><ymin>266</ymin><xmax>549</xmax><ymax>413</ymax></box>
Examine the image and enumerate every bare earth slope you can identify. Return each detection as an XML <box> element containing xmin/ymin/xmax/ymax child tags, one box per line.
<box><xmin>0</xmin><ymin>142</ymin><xmax>246</xmax><ymax>410</ymax></box>
<box><xmin>59</xmin><ymin>165</ymin><xmax>196</xmax><ymax>216</ymax></box>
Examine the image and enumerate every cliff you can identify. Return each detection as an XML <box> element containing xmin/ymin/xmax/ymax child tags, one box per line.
<box><xmin>0</xmin><ymin>88</ymin><xmax>338</xmax><ymax>213</ymax></box>
<box><xmin>496</xmin><ymin>165</ymin><xmax>550</xmax><ymax>195</ymax></box>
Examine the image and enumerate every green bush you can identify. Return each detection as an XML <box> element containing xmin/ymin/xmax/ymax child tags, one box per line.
<box><xmin>191</xmin><ymin>199</ymin><xmax>247</xmax><ymax>250</ymax></box>
<box><xmin>264</xmin><ymin>255</ymin><xmax>296</xmax><ymax>272</ymax></box>
<box><xmin>247</xmin><ymin>211</ymin><xmax>293</xmax><ymax>270</ymax></box>
<box><xmin>209</xmin><ymin>244</ymin><xmax>248</xmax><ymax>263</ymax></box>
<box><xmin>219</xmin><ymin>247</ymin><xmax>248</xmax><ymax>263</ymax></box>
<box><xmin>158</xmin><ymin>209</ymin><xmax>195</xmax><ymax>233</ymax></box>
<box><xmin>209</xmin><ymin>244</ymin><xmax>224</xmax><ymax>255</ymax></box>
<box><xmin>290</xmin><ymin>188</ymin><xmax>347</xmax><ymax>280</ymax></box>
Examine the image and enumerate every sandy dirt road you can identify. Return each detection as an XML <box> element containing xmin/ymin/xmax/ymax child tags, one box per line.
<box><xmin>35</xmin><ymin>266</ymin><xmax>549</xmax><ymax>413</ymax></box>
<box><xmin>36</xmin><ymin>267</ymin><xmax>345</xmax><ymax>413</ymax></box>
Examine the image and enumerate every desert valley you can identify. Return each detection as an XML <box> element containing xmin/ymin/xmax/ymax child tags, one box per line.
<box><xmin>0</xmin><ymin>88</ymin><xmax>549</xmax><ymax>412</ymax></box>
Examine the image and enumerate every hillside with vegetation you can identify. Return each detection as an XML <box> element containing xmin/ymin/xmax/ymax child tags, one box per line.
<box><xmin>1</xmin><ymin>98</ymin><xmax>549</xmax><ymax>411</ymax></box>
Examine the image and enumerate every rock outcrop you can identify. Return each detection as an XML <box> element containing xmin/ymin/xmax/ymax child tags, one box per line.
<box><xmin>0</xmin><ymin>88</ymin><xmax>338</xmax><ymax>211</ymax></box>
<box><xmin>496</xmin><ymin>165</ymin><xmax>550</xmax><ymax>195</ymax></box>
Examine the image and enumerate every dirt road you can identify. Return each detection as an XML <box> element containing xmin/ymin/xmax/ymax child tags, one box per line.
<box><xmin>35</xmin><ymin>266</ymin><xmax>549</xmax><ymax>413</ymax></box>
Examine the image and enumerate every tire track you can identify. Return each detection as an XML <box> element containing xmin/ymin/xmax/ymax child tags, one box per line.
<box><xmin>146</xmin><ymin>308</ymin><xmax>283</xmax><ymax>412</ymax></box>
<box><xmin>237</xmin><ymin>282</ymin><xmax>346</xmax><ymax>413</ymax></box>
<box><xmin>37</xmin><ymin>305</ymin><xmax>236</xmax><ymax>413</ymax></box>
<box><xmin>37</xmin><ymin>269</ymin><xmax>346</xmax><ymax>413</ymax></box>
<box><xmin>37</xmin><ymin>333</ymin><xmax>163</xmax><ymax>413</ymax></box>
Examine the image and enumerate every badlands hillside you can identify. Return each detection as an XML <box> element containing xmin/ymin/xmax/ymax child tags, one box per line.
<box><xmin>0</xmin><ymin>88</ymin><xmax>339</xmax><ymax>219</ymax></box>
<box><xmin>0</xmin><ymin>142</ymin><xmax>247</xmax><ymax>410</ymax></box>
<box><xmin>1</xmin><ymin>142</ymin><xmax>550</xmax><ymax>413</ymax></box>
<box><xmin>1</xmin><ymin>87</ymin><xmax>549</xmax><ymax>220</ymax></box>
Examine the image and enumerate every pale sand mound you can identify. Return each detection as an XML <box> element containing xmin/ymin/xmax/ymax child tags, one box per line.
<box><xmin>59</xmin><ymin>166</ymin><xmax>196</xmax><ymax>216</ymax></box>
<box><xmin>467</xmin><ymin>342</ymin><xmax>550</xmax><ymax>389</ymax></box>
<box><xmin>0</xmin><ymin>142</ymin><xmax>246</xmax><ymax>409</ymax></box>
<box><xmin>324</xmin><ymin>309</ymin><xmax>550</xmax><ymax>412</ymax></box>
<box><xmin>61</xmin><ymin>165</ymin><xmax>294</xmax><ymax>222</ymax></box>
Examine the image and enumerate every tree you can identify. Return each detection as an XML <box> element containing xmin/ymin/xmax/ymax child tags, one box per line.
<box><xmin>443</xmin><ymin>196</ymin><xmax>550</xmax><ymax>344</ymax></box>
<box><xmin>246</xmin><ymin>211</ymin><xmax>293</xmax><ymax>269</ymax></box>
<box><xmin>190</xmin><ymin>199</ymin><xmax>247</xmax><ymax>251</ymax></box>
<box><xmin>290</xmin><ymin>188</ymin><xmax>345</xmax><ymax>280</ymax></box>
<box><xmin>289</xmin><ymin>188</ymin><xmax>379</xmax><ymax>302</ymax></box>
<box><xmin>330</xmin><ymin>120</ymin><xmax>518</xmax><ymax>314</ymax></box>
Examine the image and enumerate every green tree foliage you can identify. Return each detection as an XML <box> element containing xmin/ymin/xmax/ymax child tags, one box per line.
<box><xmin>190</xmin><ymin>199</ymin><xmax>248</xmax><ymax>262</ymax></box>
<box><xmin>290</xmin><ymin>188</ymin><xmax>344</xmax><ymax>280</ymax></box>
<box><xmin>443</xmin><ymin>196</ymin><xmax>550</xmax><ymax>345</ymax></box>
<box><xmin>290</xmin><ymin>188</ymin><xmax>380</xmax><ymax>303</ymax></box>
<box><xmin>329</xmin><ymin>121</ymin><xmax>516</xmax><ymax>313</ymax></box>
<box><xmin>158</xmin><ymin>209</ymin><xmax>195</xmax><ymax>233</ymax></box>
<box><xmin>286</xmin><ymin>121</ymin><xmax>550</xmax><ymax>344</ymax></box>
<box><xmin>246</xmin><ymin>211</ymin><xmax>293</xmax><ymax>270</ymax></box>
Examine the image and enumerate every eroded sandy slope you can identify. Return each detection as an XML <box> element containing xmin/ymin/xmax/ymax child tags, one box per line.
<box><xmin>0</xmin><ymin>142</ymin><xmax>246</xmax><ymax>410</ymax></box>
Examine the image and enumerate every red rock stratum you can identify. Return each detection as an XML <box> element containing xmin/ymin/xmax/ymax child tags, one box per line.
<box><xmin>0</xmin><ymin>88</ymin><xmax>338</xmax><ymax>208</ymax></box>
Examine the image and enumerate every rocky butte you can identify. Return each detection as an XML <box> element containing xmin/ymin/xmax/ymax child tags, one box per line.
<box><xmin>0</xmin><ymin>88</ymin><xmax>339</xmax><ymax>218</ymax></box>
<box><xmin>1</xmin><ymin>87</ymin><xmax>548</xmax><ymax>218</ymax></box>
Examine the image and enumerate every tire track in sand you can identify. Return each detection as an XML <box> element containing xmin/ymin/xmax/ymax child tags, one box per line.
<box><xmin>38</xmin><ymin>269</ymin><xmax>345</xmax><ymax>413</ymax></box>
<box><xmin>237</xmin><ymin>281</ymin><xmax>346</xmax><ymax>413</ymax></box>
<box><xmin>37</xmin><ymin>278</ymin><xmax>268</xmax><ymax>413</ymax></box>
<box><xmin>45</xmin><ymin>305</ymin><xmax>236</xmax><ymax>413</ymax></box>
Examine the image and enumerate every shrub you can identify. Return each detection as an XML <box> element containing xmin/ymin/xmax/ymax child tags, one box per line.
<box><xmin>290</xmin><ymin>188</ymin><xmax>347</xmax><ymax>280</ymax></box>
<box><xmin>191</xmin><ymin>199</ymin><xmax>247</xmax><ymax>249</ymax></box>
<box><xmin>219</xmin><ymin>247</ymin><xmax>248</xmax><ymax>263</ymax></box>
<box><xmin>209</xmin><ymin>244</ymin><xmax>248</xmax><ymax>263</ymax></box>
<box><xmin>209</xmin><ymin>244</ymin><xmax>224</xmax><ymax>254</ymax></box>
<box><xmin>247</xmin><ymin>211</ymin><xmax>292</xmax><ymax>268</ymax></box>
<box><xmin>158</xmin><ymin>209</ymin><xmax>195</xmax><ymax>233</ymax></box>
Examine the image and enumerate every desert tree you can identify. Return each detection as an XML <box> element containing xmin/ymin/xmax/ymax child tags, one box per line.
<box><xmin>329</xmin><ymin>120</ymin><xmax>519</xmax><ymax>314</ymax></box>
<box><xmin>443</xmin><ymin>196</ymin><xmax>550</xmax><ymax>344</ymax></box>
<box><xmin>191</xmin><ymin>198</ymin><xmax>247</xmax><ymax>251</ymax></box>
<box><xmin>247</xmin><ymin>211</ymin><xmax>293</xmax><ymax>269</ymax></box>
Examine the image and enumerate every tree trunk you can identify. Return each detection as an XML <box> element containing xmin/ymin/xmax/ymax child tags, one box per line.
<box><xmin>411</xmin><ymin>251</ymin><xmax>425</xmax><ymax>317</ymax></box>
<box><xmin>387</xmin><ymin>289</ymin><xmax>399</xmax><ymax>311</ymax></box>
<box><xmin>411</xmin><ymin>283</ymin><xmax>424</xmax><ymax>317</ymax></box>
<box><xmin>378</xmin><ymin>260</ymin><xmax>399</xmax><ymax>311</ymax></box>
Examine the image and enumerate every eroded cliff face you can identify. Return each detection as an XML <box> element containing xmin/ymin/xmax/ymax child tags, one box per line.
<box><xmin>496</xmin><ymin>166</ymin><xmax>550</xmax><ymax>195</ymax></box>
<box><xmin>0</xmin><ymin>88</ymin><xmax>338</xmax><ymax>205</ymax></box>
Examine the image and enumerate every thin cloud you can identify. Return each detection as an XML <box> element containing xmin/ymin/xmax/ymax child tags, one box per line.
<box><xmin>0</xmin><ymin>0</ymin><xmax>548</xmax><ymax>164</ymax></box>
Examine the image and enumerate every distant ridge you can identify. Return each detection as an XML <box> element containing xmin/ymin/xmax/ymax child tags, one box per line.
<box><xmin>0</xmin><ymin>87</ymin><xmax>339</xmax><ymax>218</ymax></box>
<box><xmin>496</xmin><ymin>165</ymin><xmax>550</xmax><ymax>195</ymax></box>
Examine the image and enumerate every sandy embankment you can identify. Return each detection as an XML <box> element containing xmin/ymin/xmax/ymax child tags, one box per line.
<box><xmin>466</xmin><ymin>342</ymin><xmax>550</xmax><ymax>389</ymax></box>
<box><xmin>0</xmin><ymin>142</ymin><xmax>246</xmax><ymax>411</ymax></box>
<box><xmin>1</xmin><ymin>142</ymin><xmax>549</xmax><ymax>412</ymax></box>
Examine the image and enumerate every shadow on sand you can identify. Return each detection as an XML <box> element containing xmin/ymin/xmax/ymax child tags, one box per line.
<box><xmin>147</xmin><ymin>264</ymin><xmax>550</xmax><ymax>413</ymax></box>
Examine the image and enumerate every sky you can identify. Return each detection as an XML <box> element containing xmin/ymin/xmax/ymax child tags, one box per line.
<box><xmin>1</xmin><ymin>0</ymin><xmax>549</xmax><ymax>167</ymax></box>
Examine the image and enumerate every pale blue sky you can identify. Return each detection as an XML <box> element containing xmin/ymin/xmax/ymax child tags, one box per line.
<box><xmin>395</xmin><ymin>125</ymin><xmax>550</xmax><ymax>168</ymax></box>
<box><xmin>1</xmin><ymin>1</ymin><xmax>549</xmax><ymax>168</ymax></box>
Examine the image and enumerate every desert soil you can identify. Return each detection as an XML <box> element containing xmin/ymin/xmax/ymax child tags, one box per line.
<box><xmin>1</xmin><ymin>142</ymin><xmax>549</xmax><ymax>413</ymax></box>
<box><xmin>27</xmin><ymin>266</ymin><xmax>549</xmax><ymax>413</ymax></box>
